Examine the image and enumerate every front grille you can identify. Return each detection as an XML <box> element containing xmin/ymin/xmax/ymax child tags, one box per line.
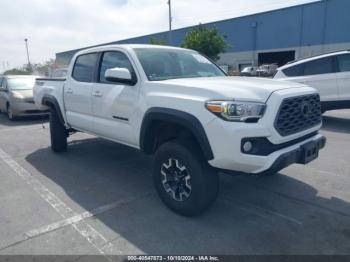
<box><xmin>275</xmin><ymin>94</ymin><xmax>322</xmax><ymax>136</ymax></box>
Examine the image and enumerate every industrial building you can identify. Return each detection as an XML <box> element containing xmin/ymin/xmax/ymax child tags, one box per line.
<box><xmin>56</xmin><ymin>0</ymin><xmax>350</xmax><ymax>71</ymax></box>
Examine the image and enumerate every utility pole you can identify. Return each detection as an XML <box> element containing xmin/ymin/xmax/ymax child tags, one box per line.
<box><xmin>167</xmin><ymin>0</ymin><xmax>172</xmax><ymax>45</ymax></box>
<box><xmin>24</xmin><ymin>38</ymin><xmax>32</xmax><ymax>72</ymax></box>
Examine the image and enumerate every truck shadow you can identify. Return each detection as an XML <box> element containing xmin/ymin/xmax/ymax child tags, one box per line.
<box><xmin>25</xmin><ymin>137</ymin><xmax>350</xmax><ymax>254</ymax></box>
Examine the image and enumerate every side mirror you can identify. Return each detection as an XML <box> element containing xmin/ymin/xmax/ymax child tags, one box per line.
<box><xmin>104</xmin><ymin>67</ymin><xmax>136</xmax><ymax>85</ymax></box>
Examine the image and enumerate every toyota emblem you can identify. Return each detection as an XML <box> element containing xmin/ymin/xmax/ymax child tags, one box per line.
<box><xmin>301</xmin><ymin>102</ymin><xmax>311</xmax><ymax>118</ymax></box>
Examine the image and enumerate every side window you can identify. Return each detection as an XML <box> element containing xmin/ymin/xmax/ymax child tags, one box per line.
<box><xmin>99</xmin><ymin>51</ymin><xmax>135</xmax><ymax>84</ymax></box>
<box><xmin>72</xmin><ymin>53</ymin><xmax>98</xmax><ymax>82</ymax></box>
<box><xmin>303</xmin><ymin>57</ymin><xmax>334</xmax><ymax>76</ymax></box>
<box><xmin>337</xmin><ymin>54</ymin><xmax>350</xmax><ymax>72</ymax></box>
<box><xmin>283</xmin><ymin>64</ymin><xmax>304</xmax><ymax>77</ymax></box>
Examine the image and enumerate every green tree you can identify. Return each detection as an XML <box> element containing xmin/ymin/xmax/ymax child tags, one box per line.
<box><xmin>149</xmin><ymin>37</ymin><xmax>168</xmax><ymax>46</ymax></box>
<box><xmin>4</xmin><ymin>59</ymin><xmax>56</xmax><ymax>76</ymax></box>
<box><xmin>4</xmin><ymin>68</ymin><xmax>29</xmax><ymax>75</ymax></box>
<box><xmin>181</xmin><ymin>25</ymin><xmax>229</xmax><ymax>61</ymax></box>
<box><xmin>32</xmin><ymin>59</ymin><xmax>56</xmax><ymax>76</ymax></box>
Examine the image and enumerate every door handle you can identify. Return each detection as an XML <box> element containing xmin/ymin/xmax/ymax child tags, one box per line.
<box><xmin>92</xmin><ymin>91</ymin><xmax>103</xmax><ymax>97</ymax></box>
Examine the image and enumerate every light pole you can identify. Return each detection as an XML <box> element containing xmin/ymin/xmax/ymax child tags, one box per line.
<box><xmin>167</xmin><ymin>0</ymin><xmax>173</xmax><ymax>45</ymax></box>
<box><xmin>24</xmin><ymin>38</ymin><xmax>32</xmax><ymax>72</ymax></box>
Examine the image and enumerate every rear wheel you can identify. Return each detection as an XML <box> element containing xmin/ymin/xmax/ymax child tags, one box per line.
<box><xmin>50</xmin><ymin>108</ymin><xmax>68</xmax><ymax>153</ymax></box>
<box><xmin>153</xmin><ymin>140</ymin><xmax>219</xmax><ymax>216</ymax></box>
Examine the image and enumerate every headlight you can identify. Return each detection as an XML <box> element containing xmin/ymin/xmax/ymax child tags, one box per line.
<box><xmin>205</xmin><ymin>100</ymin><xmax>266</xmax><ymax>122</ymax></box>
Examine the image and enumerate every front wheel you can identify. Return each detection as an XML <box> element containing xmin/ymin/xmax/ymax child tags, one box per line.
<box><xmin>153</xmin><ymin>140</ymin><xmax>219</xmax><ymax>216</ymax></box>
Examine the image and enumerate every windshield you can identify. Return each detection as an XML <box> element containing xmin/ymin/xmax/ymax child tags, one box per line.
<box><xmin>134</xmin><ymin>48</ymin><xmax>226</xmax><ymax>81</ymax></box>
<box><xmin>8</xmin><ymin>78</ymin><xmax>35</xmax><ymax>90</ymax></box>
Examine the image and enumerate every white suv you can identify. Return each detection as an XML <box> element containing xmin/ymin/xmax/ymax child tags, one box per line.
<box><xmin>274</xmin><ymin>50</ymin><xmax>350</xmax><ymax>112</ymax></box>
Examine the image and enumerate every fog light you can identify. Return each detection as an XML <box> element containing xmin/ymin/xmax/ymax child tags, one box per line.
<box><xmin>243</xmin><ymin>141</ymin><xmax>253</xmax><ymax>152</ymax></box>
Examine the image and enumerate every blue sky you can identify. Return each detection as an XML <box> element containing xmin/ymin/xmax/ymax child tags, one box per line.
<box><xmin>0</xmin><ymin>0</ymin><xmax>319</xmax><ymax>71</ymax></box>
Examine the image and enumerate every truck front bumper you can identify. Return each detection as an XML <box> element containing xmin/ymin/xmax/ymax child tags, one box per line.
<box><xmin>205</xmin><ymin>116</ymin><xmax>325</xmax><ymax>174</ymax></box>
<box><xmin>209</xmin><ymin>130</ymin><xmax>326</xmax><ymax>175</ymax></box>
<box><xmin>249</xmin><ymin>135</ymin><xmax>326</xmax><ymax>175</ymax></box>
<box><xmin>205</xmin><ymin>88</ymin><xmax>326</xmax><ymax>174</ymax></box>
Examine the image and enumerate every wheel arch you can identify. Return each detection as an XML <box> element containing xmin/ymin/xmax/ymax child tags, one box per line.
<box><xmin>140</xmin><ymin>107</ymin><xmax>214</xmax><ymax>161</ymax></box>
<box><xmin>42</xmin><ymin>95</ymin><xmax>65</xmax><ymax>126</ymax></box>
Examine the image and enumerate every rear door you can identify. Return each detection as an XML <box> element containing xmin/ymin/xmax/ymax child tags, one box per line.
<box><xmin>64</xmin><ymin>53</ymin><xmax>99</xmax><ymax>132</ymax></box>
<box><xmin>91</xmin><ymin>50</ymin><xmax>140</xmax><ymax>146</ymax></box>
<box><xmin>335</xmin><ymin>53</ymin><xmax>350</xmax><ymax>101</ymax></box>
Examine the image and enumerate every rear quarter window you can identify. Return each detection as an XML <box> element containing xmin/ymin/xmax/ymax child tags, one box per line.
<box><xmin>303</xmin><ymin>56</ymin><xmax>334</xmax><ymax>76</ymax></box>
<box><xmin>337</xmin><ymin>54</ymin><xmax>350</xmax><ymax>72</ymax></box>
<box><xmin>282</xmin><ymin>64</ymin><xmax>304</xmax><ymax>77</ymax></box>
<box><xmin>72</xmin><ymin>53</ymin><xmax>98</xmax><ymax>82</ymax></box>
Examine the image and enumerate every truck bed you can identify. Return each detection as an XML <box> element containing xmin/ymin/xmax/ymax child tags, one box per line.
<box><xmin>33</xmin><ymin>77</ymin><xmax>67</xmax><ymax>119</ymax></box>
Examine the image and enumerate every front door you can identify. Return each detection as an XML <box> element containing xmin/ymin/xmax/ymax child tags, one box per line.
<box><xmin>92</xmin><ymin>51</ymin><xmax>140</xmax><ymax>146</ymax></box>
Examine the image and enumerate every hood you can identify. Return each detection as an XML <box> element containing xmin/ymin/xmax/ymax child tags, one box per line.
<box><xmin>160</xmin><ymin>76</ymin><xmax>306</xmax><ymax>102</ymax></box>
<box><xmin>10</xmin><ymin>89</ymin><xmax>34</xmax><ymax>99</ymax></box>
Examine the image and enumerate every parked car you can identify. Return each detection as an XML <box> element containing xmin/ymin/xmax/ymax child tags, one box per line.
<box><xmin>0</xmin><ymin>75</ymin><xmax>49</xmax><ymax>120</ymax></box>
<box><xmin>256</xmin><ymin>64</ymin><xmax>278</xmax><ymax>77</ymax></box>
<box><xmin>274</xmin><ymin>50</ymin><xmax>350</xmax><ymax>112</ymax></box>
<box><xmin>240</xmin><ymin>66</ymin><xmax>258</xmax><ymax>76</ymax></box>
<box><xmin>34</xmin><ymin>45</ymin><xmax>326</xmax><ymax>216</ymax></box>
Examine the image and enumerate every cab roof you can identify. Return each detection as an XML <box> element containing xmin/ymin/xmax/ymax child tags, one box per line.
<box><xmin>76</xmin><ymin>44</ymin><xmax>192</xmax><ymax>56</ymax></box>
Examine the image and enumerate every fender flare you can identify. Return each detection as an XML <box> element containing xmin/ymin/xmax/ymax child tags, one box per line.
<box><xmin>42</xmin><ymin>95</ymin><xmax>65</xmax><ymax>126</ymax></box>
<box><xmin>140</xmin><ymin>107</ymin><xmax>214</xmax><ymax>160</ymax></box>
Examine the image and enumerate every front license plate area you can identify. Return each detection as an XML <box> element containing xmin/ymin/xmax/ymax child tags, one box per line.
<box><xmin>299</xmin><ymin>141</ymin><xmax>319</xmax><ymax>164</ymax></box>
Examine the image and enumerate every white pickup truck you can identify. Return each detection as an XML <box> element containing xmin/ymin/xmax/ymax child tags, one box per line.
<box><xmin>34</xmin><ymin>44</ymin><xmax>326</xmax><ymax>216</ymax></box>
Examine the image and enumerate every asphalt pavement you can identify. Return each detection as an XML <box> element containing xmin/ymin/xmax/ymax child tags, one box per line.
<box><xmin>0</xmin><ymin>110</ymin><xmax>349</xmax><ymax>258</ymax></box>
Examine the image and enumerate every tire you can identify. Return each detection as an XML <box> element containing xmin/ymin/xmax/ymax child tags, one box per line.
<box><xmin>153</xmin><ymin>140</ymin><xmax>219</xmax><ymax>216</ymax></box>
<box><xmin>49</xmin><ymin>108</ymin><xmax>68</xmax><ymax>153</ymax></box>
<box><xmin>7</xmin><ymin>104</ymin><xmax>15</xmax><ymax>121</ymax></box>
